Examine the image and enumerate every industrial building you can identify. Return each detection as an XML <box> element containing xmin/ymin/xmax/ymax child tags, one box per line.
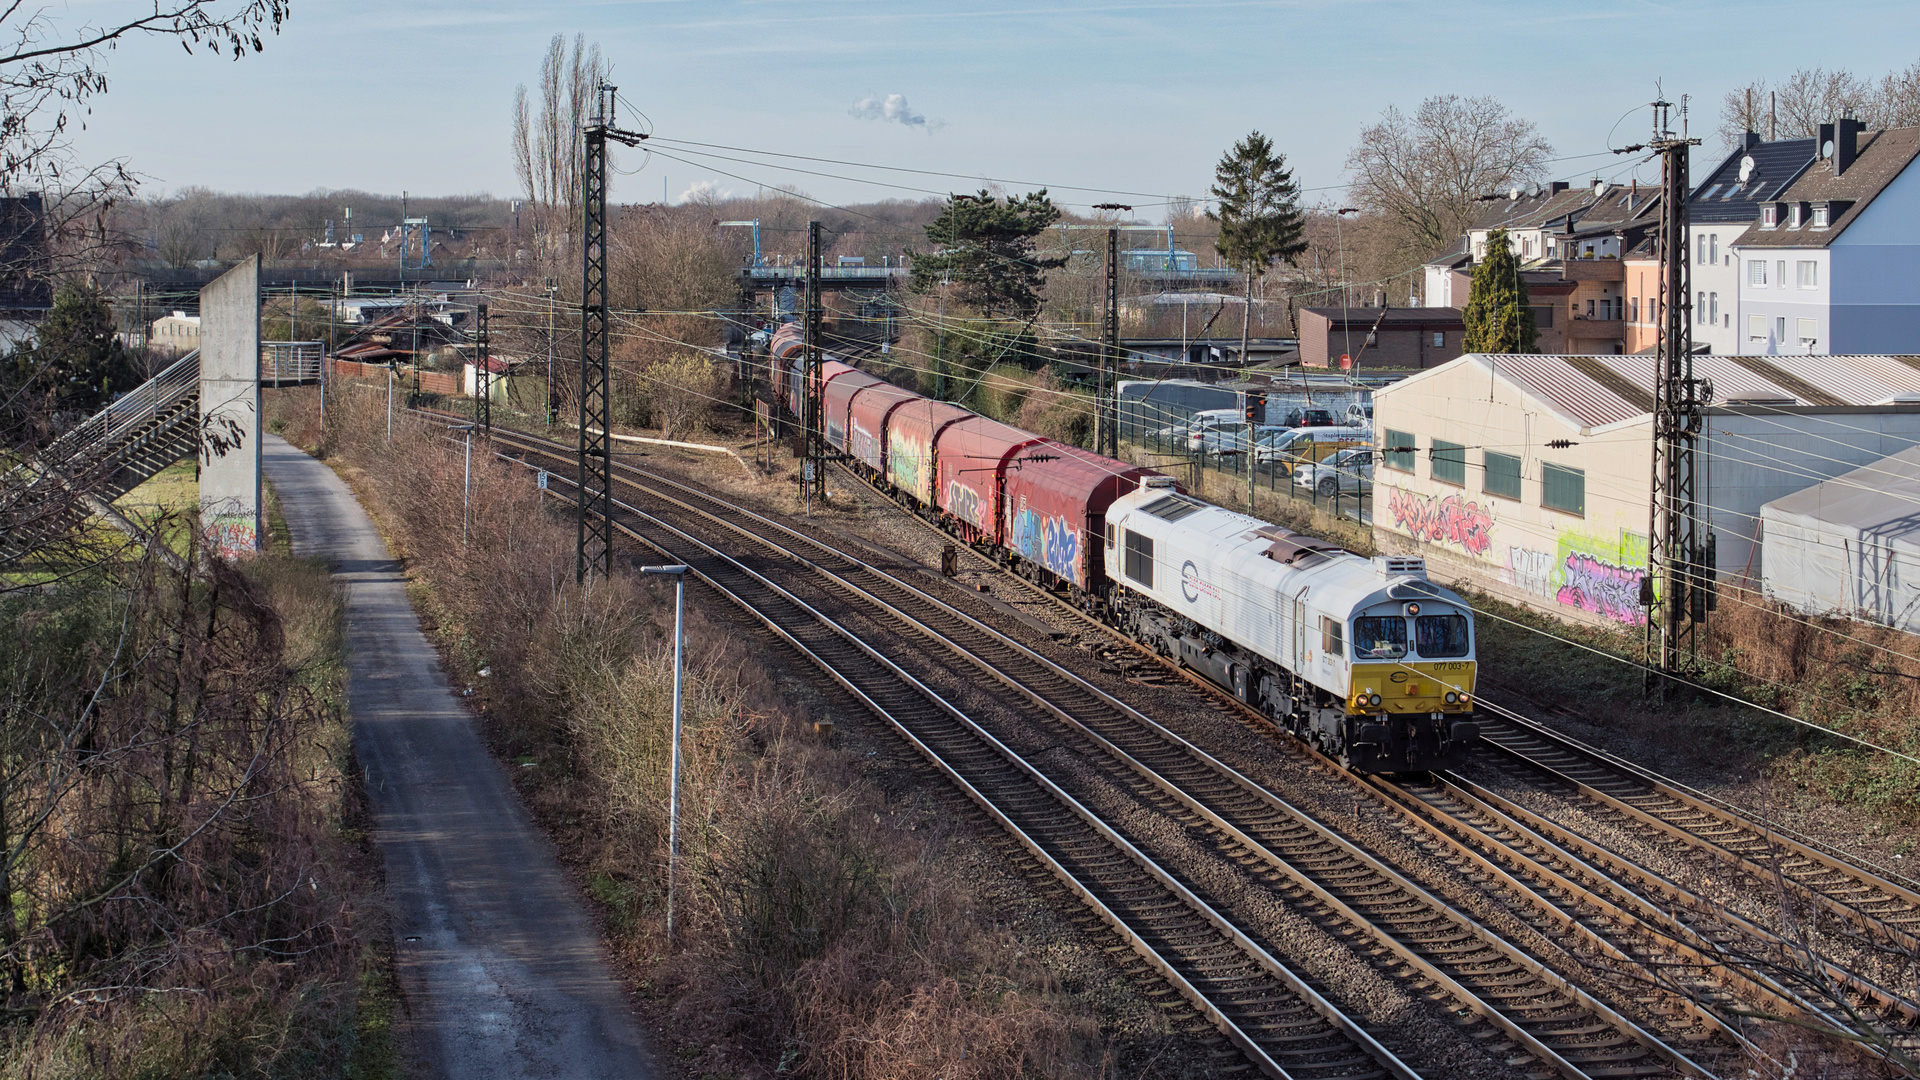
<box><xmin>1761</xmin><ymin>446</ymin><xmax>1920</xmax><ymax>631</ymax></box>
<box><xmin>1370</xmin><ymin>351</ymin><xmax>1920</xmax><ymax>628</ymax></box>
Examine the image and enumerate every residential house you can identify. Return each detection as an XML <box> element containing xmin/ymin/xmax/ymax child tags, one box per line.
<box><xmin>1734</xmin><ymin>120</ymin><xmax>1920</xmax><ymax>354</ymax></box>
<box><xmin>1371</xmin><ymin>350</ymin><xmax>1920</xmax><ymax>628</ymax></box>
<box><xmin>150</xmin><ymin>311</ymin><xmax>202</xmax><ymax>356</ymax></box>
<box><xmin>1679</xmin><ymin>132</ymin><xmax>1818</xmax><ymax>353</ymax></box>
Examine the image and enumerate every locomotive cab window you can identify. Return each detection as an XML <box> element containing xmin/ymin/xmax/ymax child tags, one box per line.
<box><xmin>1124</xmin><ymin>530</ymin><xmax>1154</xmax><ymax>587</ymax></box>
<box><xmin>1353</xmin><ymin>616</ymin><xmax>1407</xmax><ymax>659</ymax></box>
<box><xmin>1319</xmin><ymin>615</ymin><xmax>1344</xmax><ymax>657</ymax></box>
<box><xmin>1414</xmin><ymin>614</ymin><xmax>1470</xmax><ymax>658</ymax></box>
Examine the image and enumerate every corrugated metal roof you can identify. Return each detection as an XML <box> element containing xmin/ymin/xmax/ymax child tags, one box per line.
<box><xmin>1459</xmin><ymin>352</ymin><xmax>1920</xmax><ymax>430</ymax></box>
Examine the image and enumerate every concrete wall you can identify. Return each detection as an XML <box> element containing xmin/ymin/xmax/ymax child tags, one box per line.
<box><xmin>1704</xmin><ymin>406</ymin><xmax>1920</xmax><ymax>584</ymax></box>
<box><xmin>199</xmin><ymin>257</ymin><xmax>260</xmax><ymax>559</ymax></box>
<box><xmin>1371</xmin><ymin>356</ymin><xmax>1654</xmax><ymax>628</ymax></box>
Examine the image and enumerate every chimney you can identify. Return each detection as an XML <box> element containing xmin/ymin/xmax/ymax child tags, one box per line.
<box><xmin>1744</xmin><ymin>130</ymin><xmax>1762</xmax><ymax>150</ymax></box>
<box><xmin>1836</xmin><ymin>117</ymin><xmax>1865</xmax><ymax>176</ymax></box>
<box><xmin>1549</xmin><ymin>181</ymin><xmax>1570</xmax><ymax>194</ymax></box>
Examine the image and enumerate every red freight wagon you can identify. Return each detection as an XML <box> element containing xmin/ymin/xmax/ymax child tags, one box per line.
<box><xmin>933</xmin><ymin>416</ymin><xmax>1045</xmax><ymax>545</ymax></box>
<box><xmin>1003</xmin><ymin>445</ymin><xmax>1165</xmax><ymax>590</ymax></box>
<box><xmin>885</xmin><ymin>397</ymin><xmax>973</xmax><ymax>504</ymax></box>
<box><xmin>784</xmin><ymin>357</ymin><xmax>857</xmax><ymax>418</ymax></box>
<box><xmin>823</xmin><ymin>369</ymin><xmax>883</xmax><ymax>452</ymax></box>
<box><xmin>845</xmin><ymin>383</ymin><xmax>922</xmax><ymax>475</ymax></box>
<box><xmin>769</xmin><ymin>322</ymin><xmax>805</xmax><ymax>411</ymax></box>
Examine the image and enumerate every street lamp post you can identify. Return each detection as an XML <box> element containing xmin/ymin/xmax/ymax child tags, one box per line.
<box><xmin>641</xmin><ymin>564</ymin><xmax>689</xmax><ymax>945</ymax></box>
<box><xmin>451</xmin><ymin>424</ymin><xmax>475</xmax><ymax>544</ymax></box>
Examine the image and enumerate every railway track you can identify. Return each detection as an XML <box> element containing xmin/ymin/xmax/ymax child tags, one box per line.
<box><xmin>438</xmin><ymin>415</ymin><xmax>1736</xmax><ymax>1078</ymax></box>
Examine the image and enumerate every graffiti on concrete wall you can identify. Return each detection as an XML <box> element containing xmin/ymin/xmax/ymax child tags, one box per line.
<box><xmin>1387</xmin><ymin>488</ymin><xmax>1495</xmax><ymax>556</ymax></box>
<box><xmin>205</xmin><ymin>512</ymin><xmax>258</xmax><ymax>560</ymax></box>
<box><xmin>1553</xmin><ymin>531</ymin><xmax>1650</xmax><ymax>624</ymax></box>
<box><xmin>1503</xmin><ymin>546</ymin><xmax>1554</xmax><ymax>598</ymax></box>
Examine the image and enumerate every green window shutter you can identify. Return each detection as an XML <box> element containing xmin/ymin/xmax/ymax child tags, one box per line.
<box><xmin>1541</xmin><ymin>463</ymin><xmax>1585</xmax><ymax>515</ymax></box>
<box><xmin>1383</xmin><ymin>429</ymin><xmax>1415</xmax><ymax>472</ymax></box>
<box><xmin>1431</xmin><ymin>439</ymin><xmax>1466</xmax><ymax>486</ymax></box>
<box><xmin>1483</xmin><ymin>451</ymin><xmax>1522</xmax><ymax>500</ymax></box>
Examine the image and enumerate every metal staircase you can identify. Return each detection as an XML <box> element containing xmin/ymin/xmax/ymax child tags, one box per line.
<box><xmin>1</xmin><ymin>350</ymin><xmax>202</xmax><ymax>563</ymax></box>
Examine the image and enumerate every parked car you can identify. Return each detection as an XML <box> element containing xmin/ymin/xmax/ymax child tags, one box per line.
<box><xmin>1192</xmin><ymin>423</ymin><xmax>1285</xmax><ymax>456</ymax></box>
<box><xmin>1254</xmin><ymin>425</ymin><xmax>1373</xmax><ymax>467</ymax></box>
<box><xmin>1164</xmin><ymin>408</ymin><xmax>1244</xmax><ymax>444</ymax></box>
<box><xmin>1272</xmin><ymin>406</ymin><xmax>1338</xmax><ymax>429</ymax></box>
<box><xmin>1344</xmin><ymin>402</ymin><xmax>1374</xmax><ymax>427</ymax></box>
<box><xmin>1294</xmin><ymin>447</ymin><xmax>1375</xmax><ymax>497</ymax></box>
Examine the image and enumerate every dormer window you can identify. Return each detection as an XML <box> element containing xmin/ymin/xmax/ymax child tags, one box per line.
<box><xmin>1812</xmin><ymin>204</ymin><xmax>1831</xmax><ymax>228</ymax></box>
<box><xmin>1762</xmin><ymin>204</ymin><xmax>1778</xmax><ymax>228</ymax></box>
<box><xmin>1789</xmin><ymin>203</ymin><xmax>1802</xmax><ymax>228</ymax></box>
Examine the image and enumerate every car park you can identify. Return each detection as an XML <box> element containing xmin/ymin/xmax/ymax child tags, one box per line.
<box><xmin>1254</xmin><ymin>424</ymin><xmax>1373</xmax><ymax>467</ymax></box>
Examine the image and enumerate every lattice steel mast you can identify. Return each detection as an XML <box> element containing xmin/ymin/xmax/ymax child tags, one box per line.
<box><xmin>801</xmin><ymin>221</ymin><xmax>826</xmax><ymax>502</ymax></box>
<box><xmin>1637</xmin><ymin>97</ymin><xmax>1707</xmax><ymax>695</ymax></box>
<box><xmin>474</xmin><ymin>302</ymin><xmax>491</xmax><ymax>436</ymax></box>
<box><xmin>578</xmin><ymin>83</ymin><xmax>646</xmax><ymax>582</ymax></box>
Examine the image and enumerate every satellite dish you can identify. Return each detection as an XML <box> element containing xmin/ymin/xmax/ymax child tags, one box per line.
<box><xmin>1738</xmin><ymin>155</ymin><xmax>1755</xmax><ymax>182</ymax></box>
<box><xmin>1508</xmin><ymin>186</ymin><xmax>1521</xmax><ymax>201</ymax></box>
<box><xmin>1822</xmin><ymin>139</ymin><xmax>1836</xmax><ymax>159</ymax></box>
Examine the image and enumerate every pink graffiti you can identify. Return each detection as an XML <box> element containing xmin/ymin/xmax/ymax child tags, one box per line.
<box><xmin>1556</xmin><ymin>552</ymin><xmax>1646</xmax><ymax>625</ymax></box>
<box><xmin>1388</xmin><ymin>489</ymin><xmax>1494</xmax><ymax>556</ymax></box>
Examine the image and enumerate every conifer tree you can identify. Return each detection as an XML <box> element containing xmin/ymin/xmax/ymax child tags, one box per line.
<box><xmin>1460</xmin><ymin>227</ymin><xmax>1539</xmax><ymax>353</ymax></box>
<box><xmin>1208</xmin><ymin>132</ymin><xmax>1308</xmax><ymax>366</ymax></box>
<box><xmin>907</xmin><ymin>190</ymin><xmax>1066</xmax><ymax>319</ymax></box>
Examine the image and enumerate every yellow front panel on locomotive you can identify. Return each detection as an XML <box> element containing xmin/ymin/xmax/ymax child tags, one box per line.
<box><xmin>1346</xmin><ymin>661</ymin><xmax>1476</xmax><ymax>714</ymax></box>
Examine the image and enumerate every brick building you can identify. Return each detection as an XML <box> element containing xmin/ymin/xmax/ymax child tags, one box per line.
<box><xmin>1297</xmin><ymin>306</ymin><xmax>1465</xmax><ymax>371</ymax></box>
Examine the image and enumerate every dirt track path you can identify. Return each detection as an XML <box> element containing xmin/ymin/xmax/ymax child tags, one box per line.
<box><xmin>263</xmin><ymin>435</ymin><xmax>656</xmax><ymax>1080</ymax></box>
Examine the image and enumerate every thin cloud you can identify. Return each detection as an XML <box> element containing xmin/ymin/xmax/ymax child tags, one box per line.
<box><xmin>849</xmin><ymin>93</ymin><xmax>944</xmax><ymax>133</ymax></box>
<box><xmin>675</xmin><ymin>179</ymin><xmax>733</xmax><ymax>204</ymax></box>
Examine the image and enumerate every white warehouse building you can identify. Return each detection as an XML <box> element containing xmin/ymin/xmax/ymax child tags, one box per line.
<box><xmin>1370</xmin><ymin>351</ymin><xmax>1920</xmax><ymax>628</ymax></box>
<box><xmin>1761</xmin><ymin>446</ymin><xmax>1920</xmax><ymax>631</ymax></box>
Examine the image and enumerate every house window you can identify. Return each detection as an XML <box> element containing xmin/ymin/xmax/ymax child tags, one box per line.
<box><xmin>1483</xmin><ymin>451</ymin><xmax>1522</xmax><ymax>501</ymax></box>
<box><xmin>1123</xmin><ymin>530</ymin><xmax>1154</xmax><ymax>588</ymax></box>
<box><xmin>1629</xmin><ymin>297</ymin><xmax>1639</xmax><ymax>323</ymax></box>
<box><xmin>1431</xmin><ymin>440</ymin><xmax>1466</xmax><ymax>486</ymax></box>
<box><xmin>1320</xmin><ymin>614</ymin><xmax>1345</xmax><ymax>657</ymax></box>
<box><xmin>1709</xmin><ymin>234</ymin><xmax>1719</xmax><ymax>263</ymax></box>
<box><xmin>1812</xmin><ymin>205</ymin><xmax>1830</xmax><ymax>228</ymax></box>
<box><xmin>1789</xmin><ymin>203</ymin><xmax>1802</xmax><ymax>228</ymax></box>
<box><xmin>1763</xmin><ymin>204</ymin><xmax>1778</xmax><ymax>227</ymax></box>
<box><xmin>1797</xmin><ymin>318</ymin><xmax>1817</xmax><ymax>344</ymax></box>
<box><xmin>1697</xmin><ymin>235</ymin><xmax>1709</xmax><ymax>264</ymax></box>
<box><xmin>1776</xmin><ymin>316</ymin><xmax>1787</xmax><ymax>341</ymax></box>
<box><xmin>1383</xmin><ymin>429</ymin><xmax>1416</xmax><ymax>473</ymax></box>
<box><xmin>1776</xmin><ymin>260</ymin><xmax>1787</xmax><ymax>286</ymax></box>
<box><xmin>1586</xmin><ymin>299</ymin><xmax>1595</xmax><ymax>318</ymax></box>
<box><xmin>1696</xmin><ymin>292</ymin><xmax>1706</xmax><ymax>323</ymax></box>
<box><xmin>1709</xmin><ymin>293</ymin><xmax>1720</xmax><ymax>323</ymax></box>
<box><xmin>1797</xmin><ymin>261</ymin><xmax>1819</xmax><ymax>288</ymax></box>
<box><xmin>1432</xmin><ymin>332</ymin><xmax>1444</xmax><ymax>347</ymax></box>
<box><xmin>1749</xmin><ymin>260</ymin><xmax>1768</xmax><ymax>286</ymax></box>
<box><xmin>1541</xmin><ymin>463</ymin><xmax>1585</xmax><ymax>516</ymax></box>
<box><xmin>1748</xmin><ymin>314</ymin><xmax>1767</xmax><ymax>340</ymax></box>
<box><xmin>1530</xmin><ymin>305</ymin><xmax>1554</xmax><ymax>328</ymax></box>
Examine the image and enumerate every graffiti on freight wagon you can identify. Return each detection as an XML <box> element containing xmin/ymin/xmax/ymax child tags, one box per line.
<box><xmin>888</xmin><ymin>433</ymin><xmax>928</xmax><ymax>497</ymax></box>
<box><xmin>946</xmin><ymin>480</ymin><xmax>986</xmax><ymax>529</ymax></box>
<box><xmin>1011</xmin><ymin>506</ymin><xmax>1080</xmax><ymax>584</ymax></box>
<box><xmin>1387</xmin><ymin>489</ymin><xmax>1495</xmax><ymax>556</ymax></box>
<box><xmin>849</xmin><ymin>421</ymin><xmax>879</xmax><ymax>467</ymax></box>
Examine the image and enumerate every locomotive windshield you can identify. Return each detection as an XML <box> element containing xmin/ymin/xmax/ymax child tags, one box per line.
<box><xmin>1352</xmin><ymin>616</ymin><xmax>1408</xmax><ymax>659</ymax></box>
<box><xmin>1414</xmin><ymin>614</ymin><xmax>1471</xmax><ymax>658</ymax></box>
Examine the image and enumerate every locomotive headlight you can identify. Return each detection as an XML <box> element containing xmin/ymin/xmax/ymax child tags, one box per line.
<box><xmin>1444</xmin><ymin>691</ymin><xmax>1459</xmax><ymax>704</ymax></box>
<box><xmin>1368</xmin><ymin>693</ymin><xmax>1382</xmax><ymax>706</ymax></box>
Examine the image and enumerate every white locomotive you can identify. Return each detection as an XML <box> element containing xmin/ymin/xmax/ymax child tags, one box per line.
<box><xmin>1103</xmin><ymin>477</ymin><xmax>1478</xmax><ymax>772</ymax></box>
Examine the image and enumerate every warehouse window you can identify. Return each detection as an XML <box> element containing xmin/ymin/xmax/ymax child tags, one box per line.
<box><xmin>1319</xmin><ymin>615</ymin><xmax>1344</xmax><ymax>657</ymax></box>
<box><xmin>1431</xmin><ymin>439</ymin><xmax>1466</xmax><ymax>486</ymax></box>
<box><xmin>1383</xmin><ymin>429</ymin><xmax>1416</xmax><ymax>473</ymax></box>
<box><xmin>1541</xmin><ymin>463</ymin><xmax>1585</xmax><ymax>516</ymax></box>
<box><xmin>1483</xmin><ymin>451</ymin><xmax>1522</xmax><ymax>500</ymax></box>
<box><xmin>1124</xmin><ymin>530</ymin><xmax>1154</xmax><ymax>588</ymax></box>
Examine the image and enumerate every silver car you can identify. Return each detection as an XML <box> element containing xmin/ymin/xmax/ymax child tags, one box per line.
<box><xmin>1294</xmin><ymin>447</ymin><xmax>1374</xmax><ymax>497</ymax></box>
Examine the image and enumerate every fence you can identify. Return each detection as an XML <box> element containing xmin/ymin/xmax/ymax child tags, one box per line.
<box><xmin>1118</xmin><ymin>391</ymin><xmax>1375</xmax><ymax>527</ymax></box>
<box><xmin>322</xmin><ymin>358</ymin><xmax>459</xmax><ymax>398</ymax></box>
<box><xmin>261</xmin><ymin>341</ymin><xmax>324</xmax><ymax>386</ymax></box>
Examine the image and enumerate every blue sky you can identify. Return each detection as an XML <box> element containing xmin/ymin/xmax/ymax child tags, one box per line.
<box><xmin>66</xmin><ymin>0</ymin><xmax>1920</xmax><ymax>214</ymax></box>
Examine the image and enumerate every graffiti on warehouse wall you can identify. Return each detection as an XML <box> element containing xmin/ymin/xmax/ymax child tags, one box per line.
<box><xmin>1387</xmin><ymin>488</ymin><xmax>1495</xmax><ymax>556</ymax></box>
<box><xmin>1502</xmin><ymin>545</ymin><xmax>1554</xmax><ymax>599</ymax></box>
<box><xmin>1555</xmin><ymin>530</ymin><xmax>1649</xmax><ymax>625</ymax></box>
<box><xmin>1011</xmin><ymin>504</ymin><xmax>1081</xmax><ymax>584</ymax></box>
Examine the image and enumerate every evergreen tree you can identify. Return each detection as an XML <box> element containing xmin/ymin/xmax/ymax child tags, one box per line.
<box><xmin>1460</xmin><ymin>227</ymin><xmax>1540</xmax><ymax>353</ymax></box>
<box><xmin>2</xmin><ymin>282</ymin><xmax>139</xmax><ymax>448</ymax></box>
<box><xmin>1208</xmin><ymin>132</ymin><xmax>1308</xmax><ymax>366</ymax></box>
<box><xmin>907</xmin><ymin>190</ymin><xmax>1066</xmax><ymax>319</ymax></box>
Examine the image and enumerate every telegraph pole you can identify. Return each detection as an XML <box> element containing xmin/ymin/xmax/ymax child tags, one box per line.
<box><xmin>802</xmin><ymin>220</ymin><xmax>826</xmax><ymax>502</ymax></box>
<box><xmin>1629</xmin><ymin>97</ymin><xmax>1707</xmax><ymax>697</ymax></box>
<box><xmin>577</xmin><ymin>82</ymin><xmax>647</xmax><ymax>582</ymax></box>
<box><xmin>474</xmin><ymin>302</ymin><xmax>491</xmax><ymax>437</ymax></box>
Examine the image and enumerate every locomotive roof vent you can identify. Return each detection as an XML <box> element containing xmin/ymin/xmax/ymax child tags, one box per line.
<box><xmin>1375</xmin><ymin>555</ymin><xmax>1428</xmax><ymax>579</ymax></box>
<box><xmin>1254</xmin><ymin>525</ymin><xmax>1342</xmax><ymax>566</ymax></box>
<box><xmin>1141</xmin><ymin>475</ymin><xmax>1178</xmax><ymax>490</ymax></box>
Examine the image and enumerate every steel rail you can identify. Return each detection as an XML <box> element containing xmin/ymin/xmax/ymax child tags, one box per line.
<box><xmin>446</xmin><ymin>418</ymin><xmax>1728</xmax><ymax>1080</ymax></box>
<box><xmin>490</xmin><ymin>440</ymin><xmax>1416</xmax><ymax>1080</ymax></box>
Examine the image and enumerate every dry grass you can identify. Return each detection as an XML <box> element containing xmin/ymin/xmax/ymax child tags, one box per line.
<box><xmin>302</xmin><ymin>383</ymin><xmax>1122</xmax><ymax>1079</ymax></box>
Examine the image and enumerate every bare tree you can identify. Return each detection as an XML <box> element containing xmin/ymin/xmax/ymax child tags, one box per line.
<box><xmin>512</xmin><ymin>34</ymin><xmax>606</xmax><ymax>258</ymax></box>
<box><xmin>1720</xmin><ymin>62</ymin><xmax>1920</xmax><ymax>146</ymax></box>
<box><xmin>1344</xmin><ymin>94</ymin><xmax>1553</xmax><ymax>262</ymax></box>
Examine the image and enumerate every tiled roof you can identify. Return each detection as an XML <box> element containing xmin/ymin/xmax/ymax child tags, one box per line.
<box><xmin>1690</xmin><ymin>137</ymin><xmax>1818</xmax><ymax>224</ymax></box>
<box><xmin>1300</xmin><ymin>306</ymin><xmax>1464</xmax><ymax>326</ymax></box>
<box><xmin>1735</xmin><ymin>126</ymin><xmax>1920</xmax><ymax>248</ymax></box>
<box><xmin>1446</xmin><ymin>352</ymin><xmax>1920</xmax><ymax>430</ymax></box>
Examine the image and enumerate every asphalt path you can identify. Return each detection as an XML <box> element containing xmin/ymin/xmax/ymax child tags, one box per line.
<box><xmin>263</xmin><ymin>435</ymin><xmax>656</xmax><ymax>1080</ymax></box>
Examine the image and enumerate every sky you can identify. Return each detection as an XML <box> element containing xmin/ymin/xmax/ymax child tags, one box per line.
<box><xmin>62</xmin><ymin>0</ymin><xmax>1920</xmax><ymax>217</ymax></box>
